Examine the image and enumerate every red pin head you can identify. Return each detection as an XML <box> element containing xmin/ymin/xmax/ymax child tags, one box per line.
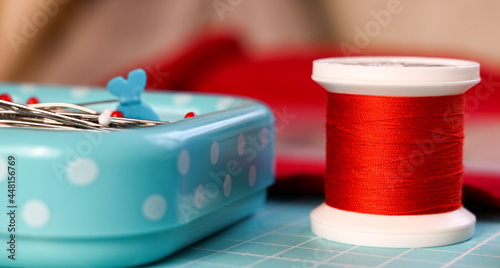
<box><xmin>110</xmin><ymin>110</ymin><xmax>124</xmax><ymax>118</ymax></box>
<box><xmin>27</xmin><ymin>97</ymin><xmax>40</xmax><ymax>105</ymax></box>
<box><xmin>0</xmin><ymin>93</ymin><xmax>12</xmax><ymax>102</ymax></box>
<box><xmin>184</xmin><ymin>112</ymin><xmax>197</xmax><ymax>119</ymax></box>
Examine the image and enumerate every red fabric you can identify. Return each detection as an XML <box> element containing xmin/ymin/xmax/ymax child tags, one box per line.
<box><xmin>142</xmin><ymin>34</ymin><xmax>246</xmax><ymax>90</ymax></box>
<box><xmin>101</xmin><ymin>33</ymin><xmax>500</xmax><ymax>209</ymax></box>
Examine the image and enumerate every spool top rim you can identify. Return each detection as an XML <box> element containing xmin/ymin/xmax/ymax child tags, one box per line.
<box><xmin>312</xmin><ymin>56</ymin><xmax>481</xmax><ymax>96</ymax></box>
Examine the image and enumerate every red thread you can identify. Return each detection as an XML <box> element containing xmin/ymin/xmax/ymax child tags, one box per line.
<box><xmin>325</xmin><ymin>92</ymin><xmax>464</xmax><ymax>215</ymax></box>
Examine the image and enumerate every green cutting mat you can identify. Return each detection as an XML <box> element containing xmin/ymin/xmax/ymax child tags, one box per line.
<box><xmin>145</xmin><ymin>197</ymin><xmax>500</xmax><ymax>268</ymax></box>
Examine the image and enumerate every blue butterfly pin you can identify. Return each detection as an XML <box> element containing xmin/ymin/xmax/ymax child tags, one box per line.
<box><xmin>107</xmin><ymin>69</ymin><xmax>159</xmax><ymax>121</ymax></box>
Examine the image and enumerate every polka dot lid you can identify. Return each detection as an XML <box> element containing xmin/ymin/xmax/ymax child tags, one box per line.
<box><xmin>0</xmin><ymin>84</ymin><xmax>275</xmax><ymax>267</ymax></box>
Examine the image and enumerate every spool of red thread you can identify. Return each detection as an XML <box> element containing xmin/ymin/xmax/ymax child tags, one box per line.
<box><xmin>310</xmin><ymin>57</ymin><xmax>480</xmax><ymax>248</ymax></box>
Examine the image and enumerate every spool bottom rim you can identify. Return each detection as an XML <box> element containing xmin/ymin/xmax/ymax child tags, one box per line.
<box><xmin>310</xmin><ymin>203</ymin><xmax>475</xmax><ymax>248</ymax></box>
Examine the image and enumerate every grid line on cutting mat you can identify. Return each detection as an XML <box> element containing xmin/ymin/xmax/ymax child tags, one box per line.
<box><xmin>146</xmin><ymin>198</ymin><xmax>500</xmax><ymax>268</ymax></box>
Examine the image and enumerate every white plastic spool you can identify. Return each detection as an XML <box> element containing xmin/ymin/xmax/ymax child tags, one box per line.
<box><xmin>311</xmin><ymin>56</ymin><xmax>480</xmax><ymax>248</ymax></box>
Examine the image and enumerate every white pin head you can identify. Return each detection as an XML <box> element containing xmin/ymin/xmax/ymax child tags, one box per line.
<box><xmin>98</xmin><ymin>113</ymin><xmax>111</xmax><ymax>126</ymax></box>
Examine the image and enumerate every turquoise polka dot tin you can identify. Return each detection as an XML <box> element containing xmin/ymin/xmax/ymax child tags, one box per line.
<box><xmin>0</xmin><ymin>83</ymin><xmax>275</xmax><ymax>267</ymax></box>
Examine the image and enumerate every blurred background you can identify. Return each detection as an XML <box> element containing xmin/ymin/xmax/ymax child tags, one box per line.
<box><xmin>1</xmin><ymin>0</ymin><xmax>499</xmax><ymax>206</ymax></box>
<box><xmin>1</xmin><ymin>0</ymin><xmax>500</xmax><ymax>84</ymax></box>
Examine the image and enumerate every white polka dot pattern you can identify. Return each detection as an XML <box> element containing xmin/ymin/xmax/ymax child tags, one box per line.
<box><xmin>71</xmin><ymin>86</ymin><xmax>90</xmax><ymax>98</ymax></box>
<box><xmin>210</xmin><ymin>141</ymin><xmax>219</xmax><ymax>165</ymax></box>
<box><xmin>224</xmin><ymin>174</ymin><xmax>232</xmax><ymax>197</ymax></box>
<box><xmin>20</xmin><ymin>84</ymin><xmax>36</xmax><ymax>93</ymax></box>
<box><xmin>237</xmin><ymin>134</ymin><xmax>245</xmax><ymax>156</ymax></box>
<box><xmin>216</xmin><ymin>97</ymin><xmax>234</xmax><ymax>110</ymax></box>
<box><xmin>177</xmin><ymin>150</ymin><xmax>190</xmax><ymax>176</ymax></box>
<box><xmin>22</xmin><ymin>200</ymin><xmax>50</xmax><ymax>228</ymax></box>
<box><xmin>249</xmin><ymin>165</ymin><xmax>256</xmax><ymax>187</ymax></box>
<box><xmin>173</xmin><ymin>94</ymin><xmax>193</xmax><ymax>106</ymax></box>
<box><xmin>66</xmin><ymin>158</ymin><xmax>99</xmax><ymax>186</ymax></box>
<box><xmin>142</xmin><ymin>194</ymin><xmax>167</xmax><ymax>221</ymax></box>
